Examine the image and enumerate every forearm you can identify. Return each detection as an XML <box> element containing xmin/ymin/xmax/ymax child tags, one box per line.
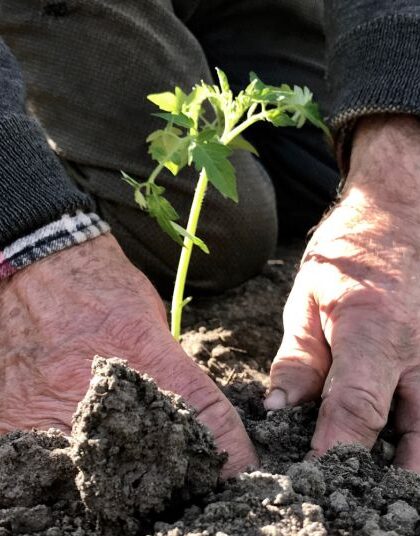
<box><xmin>324</xmin><ymin>1</ymin><xmax>420</xmax><ymax>172</ymax></box>
<box><xmin>0</xmin><ymin>39</ymin><xmax>95</xmax><ymax>248</ymax></box>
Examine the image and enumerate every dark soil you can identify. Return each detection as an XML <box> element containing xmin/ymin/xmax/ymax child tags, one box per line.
<box><xmin>1</xmin><ymin>243</ymin><xmax>420</xmax><ymax>536</ymax></box>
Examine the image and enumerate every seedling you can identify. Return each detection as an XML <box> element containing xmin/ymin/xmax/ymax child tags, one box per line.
<box><xmin>123</xmin><ymin>69</ymin><xmax>329</xmax><ymax>340</ymax></box>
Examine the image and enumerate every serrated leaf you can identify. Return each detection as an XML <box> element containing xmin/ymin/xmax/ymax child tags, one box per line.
<box><xmin>171</xmin><ymin>222</ymin><xmax>210</xmax><ymax>254</ymax></box>
<box><xmin>296</xmin><ymin>102</ymin><xmax>331</xmax><ymax>138</ymax></box>
<box><xmin>147</xmin><ymin>191</ymin><xmax>183</xmax><ymax>245</ymax></box>
<box><xmin>247</xmin><ymin>72</ymin><xmax>290</xmax><ymax>105</ymax></box>
<box><xmin>191</xmin><ymin>141</ymin><xmax>238</xmax><ymax>202</ymax></box>
<box><xmin>228</xmin><ymin>135</ymin><xmax>259</xmax><ymax>156</ymax></box>
<box><xmin>197</xmin><ymin>128</ymin><xmax>218</xmax><ymax>143</ymax></box>
<box><xmin>147</xmin><ymin>129</ymin><xmax>189</xmax><ymax>175</ymax></box>
<box><xmin>153</xmin><ymin>112</ymin><xmax>194</xmax><ymax>129</ymax></box>
<box><xmin>149</xmin><ymin>187</ymin><xmax>179</xmax><ymax>221</ymax></box>
<box><xmin>265</xmin><ymin>109</ymin><xmax>296</xmax><ymax>127</ymax></box>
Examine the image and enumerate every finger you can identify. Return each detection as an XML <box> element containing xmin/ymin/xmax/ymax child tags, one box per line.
<box><xmin>123</xmin><ymin>327</ymin><xmax>259</xmax><ymax>479</ymax></box>
<box><xmin>265</xmin><ymin>270</ymin><xmax>332</xmax><ymax>410</ymax></box>
<box><xmin>393</xmin><ymin>369</ymin><xmax>420</xmax><ymax>472</ymax></box>
<box><xmin>309</xmin><ymin>310</ymin><xmax>400</xmax><ymax>457</ymax></box>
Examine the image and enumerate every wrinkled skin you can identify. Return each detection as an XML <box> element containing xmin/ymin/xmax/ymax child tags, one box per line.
<box><xmin>0</xmin><ymin>233</ymin><xmax>257</xmax><ymax>478</ymax></box>
<box><xmin>266</xmin><ymin>115</ymin><xmax>420</xmax><ymax>472</ymax></box>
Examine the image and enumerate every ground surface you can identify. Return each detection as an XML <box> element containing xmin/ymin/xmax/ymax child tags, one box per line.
<box><xmin>1</xmin><ymin>244</ymin><xmax>420</xmax><ymax>536</ymax></box>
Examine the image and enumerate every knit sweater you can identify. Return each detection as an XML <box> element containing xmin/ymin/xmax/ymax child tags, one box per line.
<box><xmin>0</xmin><ymin>0</ymin><xmax>419</xmax><ymax>248</ymax></box>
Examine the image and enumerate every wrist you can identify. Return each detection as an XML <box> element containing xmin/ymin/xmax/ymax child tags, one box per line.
<box><xmin>342</xmin><ymin>115</ymin><xmax>420</xmax><ymax>213</ymax></box>
<box><xmin>0</xmin><ymin>211</ymin><xmax>110</xmax><ymax>282</ymax></box>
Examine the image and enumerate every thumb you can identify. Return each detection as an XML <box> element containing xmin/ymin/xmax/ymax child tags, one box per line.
<box><xmin>265</xmin><ymin>272</ymin><xmax>331</xmax><ymax>410</ymax></box>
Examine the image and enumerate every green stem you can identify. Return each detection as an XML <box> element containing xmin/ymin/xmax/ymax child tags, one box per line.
<box><xmin>147</xmin><ymin>161</ymin><xmax>165</xmax><ymax>185</ymax></box>
<box><xmin>221</xmin><ymin>111</ymin><xmax>266</xmax><ymax>145</ymax></box>
<box><xmin>171</xmin><ymin>168</ymin><xmax>208</xmax><ymax>340</ymax></box>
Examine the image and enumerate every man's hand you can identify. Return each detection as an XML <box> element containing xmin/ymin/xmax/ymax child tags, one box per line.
<box><xmin>266</xmin><ymin>115</ymin><xmax>420</xmax><ymax>471</ymax></box>
<box><xmin>0</xmin><ymin>234</ymin><xmax>257</xmax><ymax>477</ymax></box>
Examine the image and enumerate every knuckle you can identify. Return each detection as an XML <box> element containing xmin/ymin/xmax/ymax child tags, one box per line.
<box><xmin>323</xmin><ymin>385</ymin><xmax>388</xmax><ymax>437</ymax></box>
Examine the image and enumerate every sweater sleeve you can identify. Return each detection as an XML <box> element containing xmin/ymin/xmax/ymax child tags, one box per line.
<box><xmin>324</xmin><ymin>1</ymin><xmax>420</xmax><ymax>171</ymax></box>
<box><xmin>0</xmin><ymin>38</ymin><xmax>94</xmax><ymax>249</ymax></box>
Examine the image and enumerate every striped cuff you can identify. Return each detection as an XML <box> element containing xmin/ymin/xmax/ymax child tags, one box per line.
<box><xmin>0</xmin><ymin>211</ymin><xmax>110</xmax><ymax>280</ymax></box>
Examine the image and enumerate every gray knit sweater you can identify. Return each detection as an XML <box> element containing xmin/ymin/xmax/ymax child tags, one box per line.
<box><xmin>0</xmin><ymin>0</ymin><xmax>419</xmax><ymax>249</ymax></box>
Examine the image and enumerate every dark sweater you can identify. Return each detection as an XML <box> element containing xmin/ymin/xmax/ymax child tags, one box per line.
<box><xmin>0</xmin><ymin>0</ymin><xmax>419</xmax><ymax>248</ymax></box>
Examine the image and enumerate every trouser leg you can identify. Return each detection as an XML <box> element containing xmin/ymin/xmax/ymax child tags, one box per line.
<box><xmin>186</xmin><ymin>0</ymin><xmax>340</xmax><ymax>240</ymax></box>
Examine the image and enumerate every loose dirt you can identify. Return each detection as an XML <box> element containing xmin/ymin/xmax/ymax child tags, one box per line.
<box><xmin>1</xmin><ymin>243</ymin><xmax>420</xmax><ymax>536</ymax></box>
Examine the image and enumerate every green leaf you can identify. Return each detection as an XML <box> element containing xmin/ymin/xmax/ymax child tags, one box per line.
<box><xmin>147</xmin><ymin>189</ymin><xmax>183</xmax><ymax>245</ymax></box>
<box><xmin>228</xmin><ymin>134</ymin><xmax>259</xmax><ymax>156</ymax></box>
<box><xmin>197</xmin><ymin>128</ymin><xmax>218</xmax><ymax>143</ymax></box>
<box><xmin>153</xmin><ymin>112</ymin><xmax>194</xmax><ymax>129</ymax></box>
<box><xmin>182</xmin><ymin>85</ymin><xmax>211</xmax><ymax>127</ymax></box>
<box><xmin>134</xmin><ymin>189</ymin><xmax>147</xmax><ymax>210</ymax></box>
<box><xmin>147</xmin><ymin>129</ymin><xmax>189</xmax><ymax>175</ymax></box>
<box><xmin>149</xmin><ymin>186</ymin><xmax>179</xmax><ymax>221</ymax></box>
<box><xmin>265</xmin><ymin>109</ymin><xmax>296</xmax><ymax>127</ymax></box>
<box><xmin>121</xmin><ymin>171</ymin><xmax>140</xmax><ymax>188</ymax></box>
<box><xmin>148</xmin><ymin>92</ymin><xmax>178</xmax><ymax>112</ymax></box>
<box><xmin>148</xmin><ymin>87</ymin><xmax>187</xmax><ymax>114</ymax></box>
<box><xmin>191</xmin><ymin>141</ymin><xmax>238</xmax><ymax>202</ymax></box>
<box><xmin>171</xmin><ymin>222</ymin><xmax>210</xmax><ymax>254</ymax></box>
<box><xmin>216</xmin><ymin>67</ymin><xmax>230</xmax><ymax>94</ymax></box>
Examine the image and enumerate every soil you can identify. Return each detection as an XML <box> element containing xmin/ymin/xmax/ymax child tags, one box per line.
<box><xmin>1</xmin><ymin>243</ymin><xmax>420</xmax><ymax>536</ymax></box>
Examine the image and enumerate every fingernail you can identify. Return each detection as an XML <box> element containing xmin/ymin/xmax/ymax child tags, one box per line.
<box><xmin>264</xmin><ymin>389</ymin><xmax>287</xmax><ymax>410</ymax></box>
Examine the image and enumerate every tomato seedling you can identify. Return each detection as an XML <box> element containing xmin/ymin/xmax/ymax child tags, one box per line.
<box><xmin>123</xmin><ymin>69</ymin><xmax>329</xmax><ymax>340</ymax></box>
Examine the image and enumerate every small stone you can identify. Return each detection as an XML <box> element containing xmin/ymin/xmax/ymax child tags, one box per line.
<box><xmin>9</xmin><ymin>505</ymin><xmax>52</xmax><ymax>533</ymax></box>
<box><xmin>378</xmin><ymin>440</ymin><xmax>395</xmax><ymax>462</ymax></box>
<box><xmin>287</xmin><ymin>462</ymin><xmax>326</xmax><ymax>497</ymax></box>
<box><xmin>381</xmin><ymin>500</ymin><xmax>419</xmax><ymax>533</ymax></box>
<box><xmin>260</xmin><ymin>525</ymin><xmax>282</xmax><ymax>536</ymax></box>
<box><xmin>46</xmin><ymin>529</ymin><xmax>62</xmax><ymax>536</ymax></box>
<box><xmin>302</xmin><ymin>503</ymin><xmax>324</xmax><ymax>522</ymax></box>
<box><xmin>298</xmin><ymin>522</ymin><xmax>327</xmax><ymax>536</ymax></box>
<box><xmin>362</xmin><ymin>519</ymin><xmax>381</xmax><ymax>535</ymax></box>
<box><xmin>167</xmin><ymin>529</ymin><xmax>183</xmax><ymax>536</ymax></box>
<box><xmin>211</xmin><ymin>345</ymin><xmax>231</xmax><ymax>359</ymax></box>
<box><xmin>329</xmin><ymin>491</ymin><xmax>349</xmax><ymax>513</ymax></box>
<box><xmin>345</xmin><ymin>457</ymin><xmax>360</xmax><ymax>472</ymax></box>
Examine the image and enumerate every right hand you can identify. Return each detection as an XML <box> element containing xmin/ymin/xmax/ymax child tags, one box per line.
<box><xmin>266</xmin><ymin>115</ymin><xmax>420</xmax><ymax>472</ymax></box>
<box><xmin>0</xmin><ymin>233</ymin><xmax>258</xmax><ymax>478</ymax></box>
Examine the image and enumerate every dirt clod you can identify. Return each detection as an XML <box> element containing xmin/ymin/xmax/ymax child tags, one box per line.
<box><xmin>71</xmin><ymin>357</ymin><xmax>225</xmax><ymax>532</ymax></box>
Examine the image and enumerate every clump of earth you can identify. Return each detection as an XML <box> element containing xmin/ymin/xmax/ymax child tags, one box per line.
<box><xmin>1</xmin><ymin>243</ymin><xmax>419</xmax><ymax>536</ymax></box>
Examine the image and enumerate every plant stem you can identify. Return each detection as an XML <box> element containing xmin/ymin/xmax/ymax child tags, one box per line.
<box><xmin>171</xmin><ymin>168</ymin><xmax>208</xmax><ymax>340</ymax></box>
<box><xmin>222</xmin><ymin>111</ymin><xmax>266</xmax><ymax>145</ymax></box>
